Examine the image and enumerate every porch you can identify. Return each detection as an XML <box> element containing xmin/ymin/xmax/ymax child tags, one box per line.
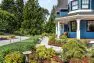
<box><xmin>56</xmin><ymin>14</ymin><xmax>94</xmax><ymax>39</ymax></box>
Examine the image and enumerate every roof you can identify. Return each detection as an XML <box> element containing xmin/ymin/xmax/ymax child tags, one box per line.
<box><xmin>56</xmin><ymin>0</ymin><xmax>68</xmax><ymax>12</ymax></box>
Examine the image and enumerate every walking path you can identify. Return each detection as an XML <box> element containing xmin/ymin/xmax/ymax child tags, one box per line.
<box><xmin>0</xmin><ymin>36</ymin><xmax>29</xmax><ymax>46</ymax></box>
<box><xmin>36</xmin><ymin>36</ymin><xmax>62</xmax><ymax>53</ymax></box>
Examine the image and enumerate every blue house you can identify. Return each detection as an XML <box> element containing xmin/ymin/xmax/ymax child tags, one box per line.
<box><xmin>56</xmin><ymin>0</ymin><xmax>94</xmax><ymax>39</ymax></box>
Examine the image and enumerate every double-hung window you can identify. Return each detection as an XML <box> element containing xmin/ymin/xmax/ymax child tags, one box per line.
<box><xmin>87</xmin><ymin>21</ymin><xmax>94</xmax><ymax>32</ymax></box>
<box><xmin>72</xmin><ymin>1</ymin><xmax>78</xmax><ymax>11</ymax></box>
<box><xmin>82</xmin><ymin>0</ymin><xmax>89</xmax><ymax>9</ymax></box>
<box><xmin>70</xmin><ymin>21</ymin><xmax>77</xmax><ymax>32</ymax></box>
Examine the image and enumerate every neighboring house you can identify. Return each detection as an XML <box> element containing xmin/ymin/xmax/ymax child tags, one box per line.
<box><xmin>55</xmin><ymin>0</ymin><xmax>94</xmax><ymax>39</ymax></box>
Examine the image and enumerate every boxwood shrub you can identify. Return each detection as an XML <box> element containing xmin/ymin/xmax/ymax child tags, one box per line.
<box><xmin>0</xmin><ymin>35</ymin><xmax>40</xmax><ymax>63</ymax></box>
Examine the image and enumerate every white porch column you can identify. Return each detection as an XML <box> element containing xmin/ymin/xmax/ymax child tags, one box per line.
<box><xmin>57</xmin><ymin>21</ymin><xmax>61</xmax><ymax>38</ymax></box>
<box><xmin>76</xmin><ymin>19</ymin><xmax>81</xmax><ymax>39</ymax></box>
<box><xmin>56</xmin><ymin>23</ymin><xmax>58</xmax><ymax>36</ymax></box>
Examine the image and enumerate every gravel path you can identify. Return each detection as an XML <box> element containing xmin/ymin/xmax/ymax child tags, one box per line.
<box><xmin>37</xmin><ymin>36</ymin><xmax>62</xmax><ymax>53</ymax></box>
<box><xmin>0</xmin><ymin>36</ymin><xmax>29</xmax><ymax>46</ymax></box>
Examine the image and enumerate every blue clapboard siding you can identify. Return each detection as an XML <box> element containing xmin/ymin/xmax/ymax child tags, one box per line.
<box><xmin>68</xmin><ymin>32</ymin><xmax>76</xmax><ymax>38</ymax></box>
<box><xmin>80</xmin><ymin>20</ymin><xmax>94</xmax><ymax>39</ymax></box>
<box><xmin>60</xmin><ymin>12</ymin><xmax>68</xmax><ymax>17</ymax></box>
<box><xmin>67</xmin><ymin>20</ymin><xmax>94</xmax><ymax>39</ymax></box>
<box><xmin>91</xmin><ymin>0</ymin><xmax>94</xmax><ymax>10</ymax></box>
<box><xmin>56</xmin><ymin>9</ymin><xmax>68</xmax><ymax>18</ymax></box>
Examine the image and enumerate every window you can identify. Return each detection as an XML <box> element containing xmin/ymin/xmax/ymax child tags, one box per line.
<box><xmin>82</xmin><ymin>0</ymin><xmax>89</xmax><ymax>9</ymax></box>
<box><xmin>57</xmin><ymin>12</ymin><xmax>60</xmax><ymax>17</ymax></box>
<box><xmin>87</xmin><ymin>21</ymin><xmax>94</xmax><ymax>32</ymax></box>
<box><xmin>70</xmin><ymin>21</ymin><xmax>77</xmax><ymax>32</ymax></box>
<box><xmin>72</xmin><ymin>1</ymin><xmax>78</xmax><ymax>10</ymax></box>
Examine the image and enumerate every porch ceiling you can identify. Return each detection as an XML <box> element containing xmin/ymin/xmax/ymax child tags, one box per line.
<box><xmin>55</xmin><ymin>15</ymin><xmax>94</xmax><ymax>23</ymax></box>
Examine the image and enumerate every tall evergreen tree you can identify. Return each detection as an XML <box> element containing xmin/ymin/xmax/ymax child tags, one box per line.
<box><xmin>21</xmin><ymin>0</ymin><xmax>49</xmax><ymax>35</ymax></box>
<box><xmin>1</xmin><ymin>0</ymin><xmax>24</xmax><ymax>32</ymax></box>
<box><xmin>15</xmin><ymin>0</ymin><xmax>24</xmax><ymax>29</ymax></box>
<box><xmin>1</xmin><ymin>0</ymin><xmax>16</xmax><ymax>13</ymax></box>
<box><xmin>45</xmin><ymin>6</ymin><xmax>56</xmax><ymax>33</ymax></box>
<box><xmin>0</xmin><ymin>9</ymin><xmax>16</xmax><ymax>33</ymax></box>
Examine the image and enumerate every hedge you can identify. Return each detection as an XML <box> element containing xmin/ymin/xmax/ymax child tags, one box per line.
<box><xmin>0</xmin><ymin>35</ymin><xmax>40</xmax><ymax>63</ymax></box>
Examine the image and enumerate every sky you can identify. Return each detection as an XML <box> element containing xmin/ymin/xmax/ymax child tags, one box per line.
<box><xmin>25</xmin><ymin>0</ymin><xmax>57</xmax><ymax>13</ymax></box>
<box><xmin>38</xmin><ymin>0</ymin><xmax>57</xmax><ymax>13</ymax></box>
<box><xmin>0</xmin><ymin>0</ymin><xmax>57</xmax><ymax>13</ymax></box>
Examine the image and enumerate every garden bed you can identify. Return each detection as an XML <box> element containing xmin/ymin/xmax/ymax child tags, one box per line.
<box><xmin>0</xmin><ymin>35</ymin><xmax>40</xmax><ymax>63</ymax></box>
<box><xmin>0</xmin><ymin>35</ymin><xmax>16</xmax><ymax>40</ymax></box>
<box><xmin>48</xmin><ymin>35</ymin><xmax>89</xmax><ymax>47</ymax></box>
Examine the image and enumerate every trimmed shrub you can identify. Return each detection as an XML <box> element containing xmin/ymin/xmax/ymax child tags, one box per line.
<box><xmin>4</xmin><ymin>51</ymin><xmax>23</xmax><ymax>63</ymax></box>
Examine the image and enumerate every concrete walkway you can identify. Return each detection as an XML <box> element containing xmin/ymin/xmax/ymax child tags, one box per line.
<box><xmin>0</xmin><ymin>36</ymin><xmax>29</xmax><ymax>46</ymax></box>
<box><xmin>37</xmin><ymin>37</ymin><xmax>62</xmax><ymax>53</ymax></box>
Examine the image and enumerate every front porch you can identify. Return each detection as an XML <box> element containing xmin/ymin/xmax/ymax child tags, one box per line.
<box><xmin>56</xmin><ymin>14</ymin><xmax>94</xmax><ymax>39</ymax></box>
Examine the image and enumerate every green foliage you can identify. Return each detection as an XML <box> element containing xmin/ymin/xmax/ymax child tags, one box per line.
<box><xmin>0</xmin><ymin>35</ymin><xmax>15</xmax><ymax>40</ymax></box>
<box><xmin>1</xmin><ymin>0</ymin><xmax>16</xmax><ymax>13</ymax></box>
<box><xmin>0</xmin><ymin>0</ymin><xmax>49</xmax><ymax>35</ymax></box>
<box><xmin>41</xmin><ymin>32</ymin><xmax>48</xmax><ymax>36</ymax></box>
<box><xmin>15</xmin><ymin>0</ymin><xmax>24</xmax><ymax>29</ymax></box>
<box><xmin>49</xmin><ymin>35</ymin><xmax>55</xmax><ymax>41</ymax></box>
<box><xmin>45</xmin><ymin>6</ymin><xmax>56</xmax><ymax>33</ymax></box>
<box><xmin>87</xmin><ymin>48</ymin><xmax>94</xmax><ymax>58</ymax></box>
<box><xmin>60</xmin><ymin>35</ymin><xmax>68</xmax><ymax>43</ymax></box>
<box><xmin>29</xmin><ymin>52</ymin><xmax>37</xmax><ymax>63</ymax></box>
<box><xmin>0</xmin><ymin>9</ymin><xmax>16</xmax><ymax>33</ymax></box>
<box><xmin>1</xmin><ymin>0</ymin><xmax>24</xmax><ymax>32</ymax></box>
<box><xmin>21</xmin><ymin>0</ymin><xmax>49</xmax><ymax>35</ymax></box>
<box><xmin>60</xmin><ymin>35</ymin><xmax>67</xmax><ymax>39</ymax></box>
<box><xmin>4</xmin><ymin>51</ymin><xmax>23</xmax><ymax>63</ymax></box>
<box><xmin>36</xmin><ymin>45</ymin><xmax>56</xmax><ymax>60</ymax></box>
<box><xmin>0</xmin><ymin>32</ymin><xmax>4</xmax><ymax>35</ymax></box>
<box><xmin>62</xmin><ymin>39</ymin><xmax>87</xmax><ymax>61</ymax></box>
<box><xmin>0</xmin><ymin>36</ymin><xmax>39</xmax><ymax>62</ymax></box>
<box><xmin>79</xmin><ymin>39</ymin><xmax>88</xmax><ymax>47</ymax></box>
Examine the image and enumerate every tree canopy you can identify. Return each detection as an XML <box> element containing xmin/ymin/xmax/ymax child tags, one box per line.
<box><xmin>45</xmin><ymin>6</ymin><xmax>56</xmax><ymax>33</ymax></box>
<box><xmin>0</xmin><ymin>0</ymin><xmax>49</xmax><ymax>35</ymax></box>
<box><xmin>21</xmin><ymin>0</ymin><xmax>49</xmax><ymax>35</ymax></box>
<box><xmin>0</xmin><ymin>9</ymin><xmax>16</xmax><ymax>33</ymax></box>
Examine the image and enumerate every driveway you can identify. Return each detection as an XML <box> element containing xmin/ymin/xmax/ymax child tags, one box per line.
<box><xmin>0</xmin><ymin>36</ymin><xmax>29</xmax><ymax>46</ymax></box>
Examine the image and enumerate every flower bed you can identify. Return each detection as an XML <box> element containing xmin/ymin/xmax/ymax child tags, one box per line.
<box><xmin>0</xmin><ymin>35</ymin><xmax>16</xmax><ymax>40</ymax></box>
<box><xmin>48</xmin><ymin>35</ymin><xmax>88</xmax><ymax>47</ymax></box>
<box><xmin>48</xmin><ymin>35</ymin><xmax>68</xmax><ymax>47</ymax></box>
<box><xmin>29</xmin><ymin>45</ymin><xmax>63</xmax><ymax>63</ymax></box>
